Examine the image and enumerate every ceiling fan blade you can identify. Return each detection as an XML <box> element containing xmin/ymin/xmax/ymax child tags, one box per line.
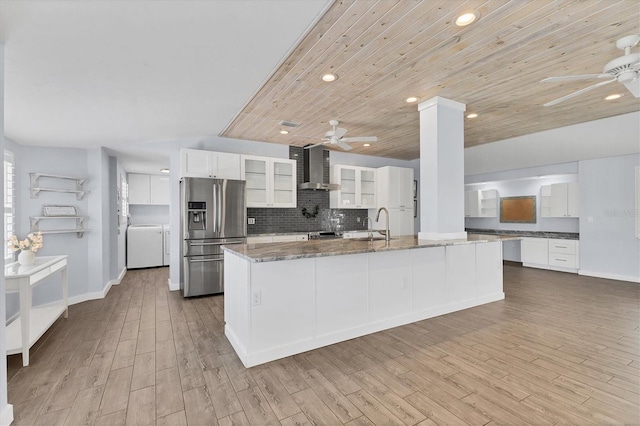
<box><xmin>335</xmin><ymin>140</ymin><xmax>352</xmax><ymax>151</ymax></box>
<box><xmin>543</xmin><ymin>78</ymin><xmax>617</xmax><ymax>106</ymax></box>
<box><xmin>303</xmin><ymin>142</ymin><xmax>327</xmax><ymax>149</ymax></box>
<box><xmin>340</xmin><ymin>136</ymin><xmax>378</xmax><ymax>143</ymax></box>
<box><xmin>623</xmin><ymin>78</ymin><xmax>640</xmax><ymax>97</ymax></box>
<box><xmin>541</xmin><ymin>74</ymin><xmax>612</xmax><ymax>82</ymax></box>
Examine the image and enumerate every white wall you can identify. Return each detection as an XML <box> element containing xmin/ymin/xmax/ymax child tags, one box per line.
<box><xmin>129</xmin><ymin>205</ymin><xmax>169</xmax><ymax>225</ymax></box>
<box><xmin>465</xmin><ymin>112</ymin><xmax>640</xmax><ymax>175</ymax></box>
<box><xmin>5</xmin><ymin>144</ymin><xmax>126</xmax><ymax>321</ymax></box>
<box><xmin>579</xmin><ymin>154</ymin><xmax>640</xmax><ymax>282</ymax></box>
<box><xmin>12</xmin><ymin>145</ymin><xmax>90</xmax><ymax>311</ymax></box>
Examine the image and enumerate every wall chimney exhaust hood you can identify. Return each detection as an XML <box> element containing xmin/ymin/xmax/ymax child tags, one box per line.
<box><xmin>298</xmin><ymin>146</ymin><xmax>340</xmax><ymax>191</ymax></box>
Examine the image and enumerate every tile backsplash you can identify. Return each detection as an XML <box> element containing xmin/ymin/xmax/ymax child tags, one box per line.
<box><xmin>247</xmin><ymin>146</ymin><xmax>369</xmax><ymax>234</ymax></box>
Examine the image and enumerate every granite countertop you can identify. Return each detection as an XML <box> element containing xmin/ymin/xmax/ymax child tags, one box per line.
<box><xmin>223</xmin><ymin>234</ymin><xmax>519</xmax><ymax>263</ymax></box>
<box><xmin>466</xmin><ymin>229</ymin><xmax>579</xmax><ymax>240</ymax></box>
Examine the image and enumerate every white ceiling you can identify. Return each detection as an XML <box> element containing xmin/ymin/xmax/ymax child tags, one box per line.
<box><xmin>0</xmin><ymin>0</ymin><xmax>331</xmax><ymax>170</ymax></box>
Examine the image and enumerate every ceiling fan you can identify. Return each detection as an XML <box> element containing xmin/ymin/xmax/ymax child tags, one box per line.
<box><xmin>541</xmin><ymin>34</ymin><xmax>640</xmax><ymax>106</ymax></box>
<box><xmin>304</xmin><ymin>119</ymin><xmax>377</xmax><ymax>151</ymax></box>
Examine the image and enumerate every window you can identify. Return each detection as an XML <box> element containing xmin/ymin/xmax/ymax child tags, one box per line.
<box><xmin>121</xmin><ymin>174</ymin><xmax>128</xmax><ymax>223</ymax></box>
<box><xmin>4</xmin><ymin>150</ymin><xmax>15</xmax><ymax>262</ymax></box>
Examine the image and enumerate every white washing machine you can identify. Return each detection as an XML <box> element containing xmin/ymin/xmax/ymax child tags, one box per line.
<box><xmin>162</xmin><ymin>224</ymin><xmax>170</xmax><ymax>266</ymax></box>
<box><xmin>127</xmin><ymin>224</ymin><xmax>164</xmax><ymax>269</ymax></box>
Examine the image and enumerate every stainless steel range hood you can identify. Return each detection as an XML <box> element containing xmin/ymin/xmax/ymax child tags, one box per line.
<box><xmin>298</xmin><ymin>146</ymin><xmax>341</xmax><ymax>191</ymax></box>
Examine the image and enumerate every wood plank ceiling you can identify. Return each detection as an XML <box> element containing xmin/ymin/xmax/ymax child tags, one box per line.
<box><xmin>221</xmin><ymin>0</ymin><xmax>640</xmax><ymax>160</ymax></box>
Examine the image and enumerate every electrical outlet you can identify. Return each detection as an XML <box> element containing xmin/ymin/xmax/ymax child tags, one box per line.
<box><xmin>252</xmin><ymin>290</ymin><xmax>261</xmax><ymax>306</ymax></box>
<box><xmin>248</xmin><ymin>217</ymin><xmax>256</xmax><ymax>225</ymax></box>
<box><xmin>357</xmin><ymin>217</ymin><xmax>361</xmax><ymax>223</ymax></box>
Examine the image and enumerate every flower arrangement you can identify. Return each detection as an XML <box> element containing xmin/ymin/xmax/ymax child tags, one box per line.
<box><xmin>8</xmin><ymin>232</ymin><xmax>44</xmax><ymax>253</ymax></box>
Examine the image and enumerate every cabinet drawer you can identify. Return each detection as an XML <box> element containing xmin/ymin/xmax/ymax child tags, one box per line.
<box><xmin>548</xmin><ymin>239</ymin><xmax>576</xmax><ymax>255</ymax></box>
<box><xmin>548</xmin><ymin>253</ymin><xmax>576</xmax><ymax>269</ymax></box>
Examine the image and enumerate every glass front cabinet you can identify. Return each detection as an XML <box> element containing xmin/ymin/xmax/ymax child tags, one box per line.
<box><xmin>241</xmin><ymin>155</ymin><xmax>296</xmax><ymax>208</ymax></box>
<box><xmin>330</xmin><ymin>165</ymin><xmax>377</xmax><ymax>209</ymax></box>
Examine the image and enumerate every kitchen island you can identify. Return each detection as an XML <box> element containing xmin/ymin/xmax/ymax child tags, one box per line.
<box><xmin>223</xmin><ymin>234</ymin><xmax>517</xmax><ymax>367</ymax></box>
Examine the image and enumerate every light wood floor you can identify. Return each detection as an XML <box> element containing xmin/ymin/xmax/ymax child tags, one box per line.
<box><xmin>7</xmin><ymin>263</ymin><xmax>639</xmax><ymax>425</ymax></box>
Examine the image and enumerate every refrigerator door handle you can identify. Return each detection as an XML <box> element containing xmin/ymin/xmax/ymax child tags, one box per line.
<box><xmin>217</xmin><ymin>181</ymin><xmax>223</xmax><ymax>235</ymax></box>
<box><xmin>212</xmin><ymin>183</ymin><xmax>218</xmax><ymax>234</ymax></box>
<box><xmin>188</xmin><ymin>258</ymin><xmax>224</xmax><ymax>263</ymax></box>
<box><xmin>189</xmin><ymin>240</ymin><xmax>244</xmax><ymax>246</ymax></box>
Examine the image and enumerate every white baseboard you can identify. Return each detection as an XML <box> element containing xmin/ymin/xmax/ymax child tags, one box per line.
<box><xmin>0</xmin><ymin>403</ymin><xmax>13</xmax><ymax>426</ymax></box>
<box><xmin>110</xmin><ymin>267</ymin><xmax>127</xmax><ymax>286</ymax></box>
<box><xmin>168</xmin><ymin>278</ymin><xmax>180</xmax><ymax>292</ymax></box>
<box><xmin>579</xmin><ymin>270</ymin><xmax>640</xmax><ymax>283</ymax></box>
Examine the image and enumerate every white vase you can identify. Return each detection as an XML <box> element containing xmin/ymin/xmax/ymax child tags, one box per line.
<box><xmin>18</xmin><ymin>250</ymin><xmax>35</xmax><ymax>266</ymax></box>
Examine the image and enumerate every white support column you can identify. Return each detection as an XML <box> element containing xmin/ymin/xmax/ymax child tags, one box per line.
<box><xmin>417</xmin><ymin>96</ymin><xmax>467</xmax><ymax>241</ymax></box>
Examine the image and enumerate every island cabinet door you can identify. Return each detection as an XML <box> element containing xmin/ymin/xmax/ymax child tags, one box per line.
<box><xmin>475</xmin><ymin>241</ymin><xmax>503</xmax><ymax>296</ymax></box>
<box><xmin>368</xmin><ymin>250</ymin><xmax>411</xmax><ymax>321</ymax></box>
<box><xmin>446</xmin><ymin>244</ymin><xmax>477</xmax><ymax>303</ymax></box>
<box><xmin>411</xmin><ymin>247</ymin><xmax>446</xmax><ymax>312</ymax></box>
<box><xmin>249</xmin><ymin>259</ymin><xmax>315</xmax><ymax>352</ymax></box>
<box><xmin>315</xmin><ymin>254</ymin><xmax>368</xmax><ymax>336</ymax></box>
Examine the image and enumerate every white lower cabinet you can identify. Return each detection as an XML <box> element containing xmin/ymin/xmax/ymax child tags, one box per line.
<box><xmin>521</xmin><ymin>237</ymin><xmax>579</xmax><ymax>273</ymax></box>
<box><xmin>521</xmin><ymin>237</ymin><xmax>549</xmax><ymax>266</ymax></box>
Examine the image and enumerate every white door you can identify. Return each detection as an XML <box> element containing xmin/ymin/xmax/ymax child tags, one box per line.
<box><xmin>271</xmin><ymin>159</ymin><xmax>296</xmax><ymax>208</ymax></box>
<box><xmin>181</xmin><ymin>149</ymin><xmax>212</xmax><ymax>177</ymax></box>
<box><xmin>212</xmin><ymin>152</ymin><xmax>241</xmax><ymax>179</ymax></box>
<box><xmin>358</xmin><ymin>168</ymin><xmax>376</xmax><ymax>208</ymax></box>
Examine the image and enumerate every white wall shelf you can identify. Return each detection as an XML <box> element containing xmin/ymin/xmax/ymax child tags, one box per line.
<box><xmin>29</xmin><ymin>173</ymin><xmax>90</xmax><ymax>200</ymax></box>
<box><xmin>30</xmin><ymin>216</ymin><xmax>89</xmax><ymax>238</ymax></box>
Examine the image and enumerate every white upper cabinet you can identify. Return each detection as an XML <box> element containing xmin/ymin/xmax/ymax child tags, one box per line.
<box><xmin>540</xmin><ymin>176</ymin><xmax>578</xmax><ymax>218</ymax></box>
<box><xmin>330</xmin><ymin>165</ymin><xmax>377</xmax><ymax>209</ymax></box>
<box><xmin>128</xmin><ymin>174</ymin><xmax>169</xmax><ymax>205</ymax></box>
<box><xmin>241</xmin><ymin>155</ymin><xmax>296</xmax><ymax>208</ymax></box>
<box><xmin>377</xmin><ymin>166</ymin><xmax>413</xmax><ymax>209</ymax></box>
<box><xmin>180</xmin><ymin>149</ymin><xmax>241</xmax><ymax>179</ymax></box>
<box><xmin>465</xmin><ymin>189</ymin><xmax>497</xmax><ymax>218</ymax></box>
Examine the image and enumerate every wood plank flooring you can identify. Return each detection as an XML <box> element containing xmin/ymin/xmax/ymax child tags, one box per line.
<box><xmin>7</xmin><ymin>263</ymin><xmax>639</xmax><ymax>425</ymax></box>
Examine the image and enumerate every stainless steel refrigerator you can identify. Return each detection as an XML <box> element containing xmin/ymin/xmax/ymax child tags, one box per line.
<box><xmin>181</xmin><ymin>178</ymin><xmax>246</xmax><ymax>297</ymax></box>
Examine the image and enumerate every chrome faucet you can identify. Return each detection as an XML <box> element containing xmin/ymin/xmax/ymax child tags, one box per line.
<box><xmin>376</xmin><ymin>207</ymin><xmax>390</xmax><ymax>242</ymax></box>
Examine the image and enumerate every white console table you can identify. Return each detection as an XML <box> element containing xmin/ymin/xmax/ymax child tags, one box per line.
<box><xmin>5</xmin><ymin>255</ymin><xmax>68</xmax><ymax>366</ymax></box>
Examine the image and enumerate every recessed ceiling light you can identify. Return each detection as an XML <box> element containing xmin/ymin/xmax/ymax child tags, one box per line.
<box><xmin>160</xmin><ymin>168</ymin><xmax>170</xmax><ymax>174</ymax></box>
<box><xmin>604</xmin><ymin>93</ymin><xmax>623</xmax><ymax>101</ymax></box>
<box><xmin>405</xmin><ymin>96</ymin><xmax>419</xmax><ymax>103</ymax></box>
<box><xmin>467</xmin><ymin>113</ymin><xmax>478</xmax><ymax>118</ymax></box>
<box><xmin>363</xmin><ymin>143</ymin><xmax>371</xmax><ymax>147</ymax></box>
<box><xmin>279</xmin><ymin>129</ymin><xmax>289</xmax><ymax>134</ymax></box>
<box><xmin>455</xmin><ymin>12</ymin><xmax>477</xmax><ymax>27</ymax></box>
<box><xmin>322</xmin><ymin>73</ymin><xmax>337</xmax><ymax>82</ymax></box>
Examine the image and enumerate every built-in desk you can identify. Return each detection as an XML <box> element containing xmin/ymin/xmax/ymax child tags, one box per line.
<box><xmin>5</xmin><ymin>255</ymin><xmax>68</xmax><ymax>366</ymax></box>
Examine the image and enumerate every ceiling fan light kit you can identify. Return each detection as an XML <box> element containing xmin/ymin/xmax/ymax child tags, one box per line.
<box><xmin>303</xmin><ymin>119</ymin><xmax>378</xmax><ymax>152</ymax></box>
<box><xmin>542</xmin><ymin>34</ymin><xmax>640</xmax><ymax>106</ymax></box>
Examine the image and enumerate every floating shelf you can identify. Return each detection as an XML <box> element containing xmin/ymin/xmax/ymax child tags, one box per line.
<box><xmin>29</xmin><ymin>173</ymin><xmax>90</xmax><ymax>200</ymax></box>
<box><xmin>36</xmin><ymin>229</ymin><xmax>90</xmax><ymax>238</ymax></box>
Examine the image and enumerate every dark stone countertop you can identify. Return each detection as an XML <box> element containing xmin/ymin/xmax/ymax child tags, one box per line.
<box><xmin>466</xmin><ymin>228</ymin><xmax>579</xmax><ymax>240</ymax></box>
